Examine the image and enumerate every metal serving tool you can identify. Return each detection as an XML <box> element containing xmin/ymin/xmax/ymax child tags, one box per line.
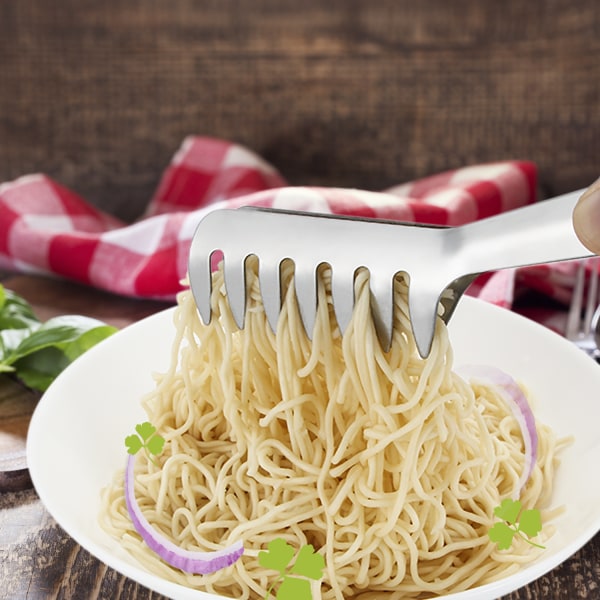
<box><xmin>188</xmin><ymin>188</ymin><xmax>592</xmax><ymax>358</ymax></box>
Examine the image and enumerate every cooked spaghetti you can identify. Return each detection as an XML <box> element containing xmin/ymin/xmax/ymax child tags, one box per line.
<box><xmin>101</xmin><ymin>259</ymin><xmax>564</xmax><ymax>599</ymax></box>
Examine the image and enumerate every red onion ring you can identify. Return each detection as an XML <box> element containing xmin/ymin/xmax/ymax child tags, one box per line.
<box><xmin>124</xmin><ymin>454</ymin><xmax>244</xmax><ymax>574</ymax></box>
<box><xmin>457</xmin><ymin>365</ymin><xmax>537</xmax><ymax>494</ymax></box>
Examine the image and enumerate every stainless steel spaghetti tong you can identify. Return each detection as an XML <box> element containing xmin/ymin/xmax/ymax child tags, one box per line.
<box><xmin>188</xmin><ymin>188</ymin><xmax>592</xmax><ymax>358</ymax></box>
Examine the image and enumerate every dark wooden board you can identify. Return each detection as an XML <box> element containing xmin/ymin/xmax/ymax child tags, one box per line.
<box><xmin>1</xmin><ymin>1</ymin><xmax>599</xmax><ymax>222</ymax></box>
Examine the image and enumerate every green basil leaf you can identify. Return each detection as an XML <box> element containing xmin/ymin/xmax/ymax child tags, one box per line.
<box><xmin>8</xmin><ymin>317</ymin><xmax>117</xmax><ymax>391</ymax></box>
<box><xmin>13</xmin><ymin>346</ymin><xmax>70</xmax><ymax>392</ymax></box>
<box><xmin>61</xmin><ymin>323</ymin><xmax>118</xmax><ymax>362</ymax></box>
<box><xmin>0</xmin><ymin>285</ymin><xmax>118</xmax><ymax>391</ymax></box>
<box><xmin>0</xmin><ymin>286</ymin><xmax>40</xmax><ymax>330</ymax></box>
<box><xmin>6</xmin><ymin>316</ymin><xmax>117</xmax><ymax>365</ymax></box>
<box><xmin>0</xmin><ymin>327</ymin><xmax>38</xmax><ymax>361</ymax></box>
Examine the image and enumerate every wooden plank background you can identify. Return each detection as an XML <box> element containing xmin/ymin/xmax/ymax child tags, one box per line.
<box><xmin>1</xmin><ymin>1</ymin><xmax>599</xmax><ymax>222</ymax></box>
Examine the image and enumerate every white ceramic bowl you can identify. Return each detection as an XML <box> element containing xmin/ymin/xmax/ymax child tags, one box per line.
<box><xmin>27</xmin><ymin>298</ymin><xmax>600</xmax><ymax>599</ymax></box>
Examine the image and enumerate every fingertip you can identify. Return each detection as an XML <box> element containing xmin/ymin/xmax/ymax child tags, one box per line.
<box><xmin>573</xmin><ymin>178</ymin><xmax>600</xmax><ymax>254</ymax></box>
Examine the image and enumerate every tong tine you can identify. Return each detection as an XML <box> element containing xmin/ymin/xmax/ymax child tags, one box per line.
<box><xmin>331</xmin><ymin>268</ymin><xmax>357</xmax><ymax>335</ymax></box>
<box><xmin>189</xmin><ymin>239</ymin><xmax>213</xmax><ymax>328</ymax></box>
<box><xmin>294</xmin><ymin>262</ymin><xmax>319</xmax><ymax>337</ymax></box>
<box><xmin>223</xmin><ymin>253</ymin><xmax>247</xmax><ymax>328</ymax></box>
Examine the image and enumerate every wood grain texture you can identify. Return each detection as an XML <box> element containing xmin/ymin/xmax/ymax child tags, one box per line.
<box><xmin>1</xmin><ymin>1</ymin><xmax>599</xmax><ymax>221</ymax></box>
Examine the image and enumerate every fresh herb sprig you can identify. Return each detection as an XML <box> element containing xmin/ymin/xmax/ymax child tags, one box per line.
<box><xmin>0</xmin><ymin>284</ymin><xmax>117</xmax><ymax>391</ymax></box>
<box><xmin>259</xmin><ymin>538</ymin><xmax>325</xmax><ymax>600</ymax></box>
<box><xmin>488</xmin><ymin>498</ymin><xmax>545</xmax><ymax>550</ymax></box>
<box><xmin>125</xmin><ymin>422</ymin><xmax>166</xmax><ymax>467</ymax></box>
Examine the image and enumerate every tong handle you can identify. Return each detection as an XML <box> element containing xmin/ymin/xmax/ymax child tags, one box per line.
<box><xmin>455</xmin><ymin>188</ymin><xmax>592</xmax><ymax>272</ymax></box>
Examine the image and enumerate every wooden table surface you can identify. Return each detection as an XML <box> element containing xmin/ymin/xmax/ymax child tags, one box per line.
<box><xmin>0</xmin><ymin>273</ymin><xmax>598</xmax><ymax>600</ymax></box>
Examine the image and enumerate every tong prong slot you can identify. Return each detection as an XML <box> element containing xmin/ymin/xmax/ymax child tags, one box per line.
<box><xmin>258</xmin><ymin>256</ymin><xmax>285</xmax><ymax>334</ymax></box>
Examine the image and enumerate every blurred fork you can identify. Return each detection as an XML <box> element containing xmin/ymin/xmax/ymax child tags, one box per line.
<box><xmin>565</xmin><ymin>259</ymin><xmax>600</xmax><ymax>359</ymax></box>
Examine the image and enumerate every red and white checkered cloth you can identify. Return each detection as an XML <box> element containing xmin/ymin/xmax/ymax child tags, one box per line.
<box><xmin>0</xmin><ymin>136</ymin><xmax>585</xmax><ymax>334</ymax></box>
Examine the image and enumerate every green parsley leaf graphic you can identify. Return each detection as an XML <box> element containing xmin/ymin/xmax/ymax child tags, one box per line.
<box><xmin>136</xmin><ymin>421</ymin><xmax>157</xmax><ymax>441</ymax></box>
<box><xmin>493</xmin><ymin>498</ymin><xmax>521</xmax><ymax>525</ymax></box>
<box><xmin>519</xmin><ymin>509</ymin><xmax>543</xmax><ymax>539</ymax></box>
<box><xmin>124</xmin><ymin>422</ymin><xmax>165</xmax><ymax>467</ymax></box>
<box><xmin>488</xmin><ymin>521</ymin><xmax>516</xmax><ymax>550</ymax></box>
<box><xmin>260</xmin><ymin>538</ymin><xmax>325</xmax><ymax>600</ymax></box>
<box><xmin>259</xmin><ymin>538</ymin><xmax>296</xmax><ymax>573</ymax></box>
<box><xmin>146</xmin><ymin>434</ymin><xmax>166</xmax><ymax>456</ymax></box>
<box><xmin>125</xmin><ymin>434</ymin><xmax>143</xmax><ymax>455</ymax></box>
<box><xmin>290</xmin><ymin>544</ymin><xmax>325</xmax><ymax>580</ymax></box>
<box><xmin>489</xmin><ymin>499</ymin><xmax>545</xmax><ymax>550</ymax></box>
<box><xmin>277</xmin><ymin>576</ymin><xmax>312</xmax><ymax>600</ymax></box>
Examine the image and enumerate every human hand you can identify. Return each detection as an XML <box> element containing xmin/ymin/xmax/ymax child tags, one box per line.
<box><xmin>573</xmin><ymin>178</ymin><xmax>600</xmax><ymax>254</ymax></box>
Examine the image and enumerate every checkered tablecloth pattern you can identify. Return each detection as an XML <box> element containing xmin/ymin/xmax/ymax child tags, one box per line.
<box><xmin>0</xmin><ymin>136</ymin><xmax>585</xmax><ymax>334</ymax></box>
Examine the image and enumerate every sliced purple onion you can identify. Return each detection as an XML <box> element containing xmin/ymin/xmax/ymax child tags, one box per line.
<box><xmin>124</xmin><ymin>454</ymin><xmax>244</xmax><ymax>574</ymax></box>
<box><xmin>457</xmin><ymin>365</ymin><xmax>537</xmax><ymax>494</ymax></box>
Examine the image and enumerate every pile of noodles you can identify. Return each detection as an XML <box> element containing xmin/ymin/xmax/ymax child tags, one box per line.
<box><xmin>101</xmin><ymin>259</ymin><xmax>565</xmax><ymax>599</ymax></box>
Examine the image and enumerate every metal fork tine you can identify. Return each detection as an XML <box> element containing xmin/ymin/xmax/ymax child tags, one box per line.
<box><xmin>408</xmin><ymin>274</ymin><xmax>445</xmax><ymax>358</ymax></box>
<box><xmin>294</xmin><ymin>264</ymin><xmax>318</xmax><ymax>339</ymax></box>
<box><xmin>331</xmin><ymin>268</ymin><xmax>356</xmax><ymax>335</ymax></box>
<box><xmin>565</xmin><ymin>261</ymin><xmax>585</xmax><ymax>341</ymax></box>
<box><xmin>188</xmin><ymin>245</ymin><xmax>213</xmax><ymax>326</ymax></box>
<box><xmin>223</xmin><ymin>255</ymin><xmax>247</xmax><ymax>329</ymax></box>
<box><xmin>258</xmin><ymin>259</ymin><xmax>283</xmax><ymax>334</ymax></box>
<box><xmin>583</xmin><ymin>259</ymin><xmax>599</xmax><ymax>336</ymax></box>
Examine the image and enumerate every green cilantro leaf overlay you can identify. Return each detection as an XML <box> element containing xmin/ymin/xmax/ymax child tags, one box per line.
<box><xmin>125</xmin><ymin>422</ymin><xmax>165</xmax><ymax>467</ymax></box>
<box><xmin>488</xmin><ymin>498</ymin><xmax>545</xmax><ymax>550</ymax></box>
<box><xmin>259</xmin><ymin>538</ymin><xmax>325</xmax><ymax>600</ymax></box>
